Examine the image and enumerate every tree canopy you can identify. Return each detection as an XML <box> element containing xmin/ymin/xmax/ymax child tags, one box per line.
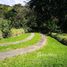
<box><xmin>29</xmin><ymin>0</ymin><xmax>67</xmax><ymax>33</ymax></box>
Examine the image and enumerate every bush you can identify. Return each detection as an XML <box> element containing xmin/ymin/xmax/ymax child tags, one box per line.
<box><xmin>0</xmin><ymin>18</ymin><xmax>11</xmax><ymax>38</ymax></box>
<box><xmin>11</xmin><ymin>28</ymin><xmax>25</xmax><ymax>37</ymax></box>
<box><xmin>51</xmin><ymin>33</ymin><xmax>67</xmax><ymax>45</ymax></box>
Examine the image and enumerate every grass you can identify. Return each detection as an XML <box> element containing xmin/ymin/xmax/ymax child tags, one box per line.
<box><xmin>0</xmin><ymin>35</ymin><xmax>67</xmax><ymax>67</ymax></box>
<box><xmin>0</xmin><ymin>33</ymin><xmax>41</xmax><ymax>52</ymax></box>
<box><xmin>0</xmin><ymin>33</ymin><xmax>30</xmax><ymax>43</ymax></box>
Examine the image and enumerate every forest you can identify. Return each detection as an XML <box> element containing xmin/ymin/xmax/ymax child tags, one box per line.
<box><xmin>0</xmin><ymin>0</ymin><xmax>67</xmax><ymax>38</ymax></box>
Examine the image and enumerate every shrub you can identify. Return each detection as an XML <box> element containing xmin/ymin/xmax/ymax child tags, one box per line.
<box><xmin>51</xmin><ymin>33</ymin><xmax>67</xmax><ymax>45</ymax></box>
<box><xmin>0</xmin><ymin>18</ymin><xmax>11</xmax><ymax>38</ymax></box>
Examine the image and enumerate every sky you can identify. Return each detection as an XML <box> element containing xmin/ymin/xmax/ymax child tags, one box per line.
<box><xmin>0</xmin><ymin>0</ymin><xmax>30</xmax><ymax>6</ymax></box>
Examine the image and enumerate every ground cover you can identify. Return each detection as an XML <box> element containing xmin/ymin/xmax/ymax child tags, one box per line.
<box><xmin>0</xmin><ymin>36</ymin><xmax>67</xmax><ymax>67</ymax></box>
<box><xmin>0</xmin><ymin>33</ymin><xmax>30</xmax><ymax>43</ymax></box>
<box><xmin>0</xmin><ymin>33</ymin><xmax>41</xmax><ymax>52</ymax></box>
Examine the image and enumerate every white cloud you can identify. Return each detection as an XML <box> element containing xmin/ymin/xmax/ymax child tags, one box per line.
<box><xmin>14</xmin><ymin>0</ymin><xmax>30</xmax><ymax>5</ymax></box>
<box><xmin>0</xmin><ymin>1</ymin><xmax>2</xmax><ymax>4</ymax></box>
<box><xmin>0</xmin><ymin>0</ymin><xmax>30</xmax><ymax>6</ymax></box>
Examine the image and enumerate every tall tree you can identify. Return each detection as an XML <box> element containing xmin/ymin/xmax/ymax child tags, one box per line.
<box><xmin>5</xmin><ymin>4</ymin><xmax>30</xmax><ymax>30</ymax></box>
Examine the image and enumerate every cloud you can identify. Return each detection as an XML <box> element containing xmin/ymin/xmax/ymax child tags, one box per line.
<box><xmin>0</xmin><ymin>1</ymin><xmax>2</xmax><ymax>4</ymax></box>
<box><xmin>0</xmin><ymin>0</ymin><xmax>30</xmax><ymax>6</ymax></box>
<box><xmin>14</xmin><ymin>0</ymin><xmax>30</xmax><ymax>5</ymax></box>
<box><xmin>0</xmin><ymin>0</ymin><xmax>10</xmax><ymax>5</ymax></box>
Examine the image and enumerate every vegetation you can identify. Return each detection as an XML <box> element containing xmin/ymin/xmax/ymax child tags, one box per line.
<box><xmin>0</xmin><ymin>1</ymin><xmax>67</xmax><ymax>37</ymax></box>
<box><xmin>0</xmin><ymin>0</ymin><xmax>67</xmax><ymax>67</ymax></box>
<box><xmin>29</xmin><ymin>0</ymin><xmax>67</xmax><ymax>33</ymax></box>
<box><xmin>56</xmin><ymin>34</ymin><xmax>67</xmax><ymax>39</ymax></box>
<box><xmin>0</xmin><ymin>33</ymin><xmax>41</xmax><ymax>52</ymax></box>
<box><xmin>0</xmin><ymin>18</ymin><xmax>11</xmax><ymax>38</ymax></box>
<box><xmin>0</xmin><ymin>4</ymin><xmax>31</xmax><ymax>38</ymax></box>
<box><xmin>11</xmin><ymin>28</ymin><xmax>25</xmax><ymax>36</ymax></box>
<box><xmin>0</xmin><ymin>33</ymin><xmax>30</xmax><ymax>43</ymax></box>
<box><xmin>0</xmin><ymin>4</ymin><xmax>12</xmax><ymax>18</ymax></box>
<box><xmin>0</xmin><ymin>36</ymin><xmax>67</xmax><ymax>67</ymax></box>
<box><xmin>51</xmin><ymin>33</ymin><xmax>67</xmax><ymax>45</ymax></box>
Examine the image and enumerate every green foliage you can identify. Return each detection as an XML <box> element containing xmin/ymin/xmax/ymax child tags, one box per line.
<box><xmin>26</xmin><ymin>9</ymin><xmax>37</xmax><ymax>32</ymax></box>
<box><xmin>0</xmin><ymin>4</ymin><xmax>31</xmax><ymax>37</ymax></box>
<box><xmin>11</xmin><ymin>28</ymin><xmax>25</xmax><ymax>36</ymax></box>
<box><xmin>0</xmin><ymin>4</ymin><xmax>12</xmax><ymax>18</ymax></box>
<box><xmin>5</xmin><ymin>4</ymin><xmax>30</xmax><ymax>31</ymax></box>
<box><xmin>47</xmin><ymin>20</ymin><xmax>60</xmax><ymax>33</ymax></box>
<box><xmin>29</xmin><ymin>0</ymin><xmax>67</xmax><ymax>33</ymax></box>
<box><xmin>0</xmin><ymin>18</ymin><xmax>11</xmax><ymax>38</ymax></box>
<box><xmin>0</xmin><ymin>2</ymin><xmax>67</xmax><ymax>34</ymax></box>
<box><xmin>51</xmin><ymin>33</ymin><xmax>67</xmax><ymax>45</ymax></box>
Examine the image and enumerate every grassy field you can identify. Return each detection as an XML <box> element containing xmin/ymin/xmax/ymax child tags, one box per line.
<box><xmin>0</xmin><ymin>33</ymin><xmax>30</xmax><ymax>43</ymax></box>
<box><xmin>0</xmin><ymin>33</ymin><xmax>41</xmax><ymax>52</ymax></box>
<box><xmin>0</xmin><ymin>36</ymin><xmax>67</xmax><ymax>67</ymax></box>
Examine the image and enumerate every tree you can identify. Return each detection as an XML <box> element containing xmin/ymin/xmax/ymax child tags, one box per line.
<box><xmin>5</xmin><ymin>4</ymin><xmax>30</xmax><ymax>31</ymax></box>
<box><xmin>47</xmin><ymin>20</ymin><xmax>61</xmax><ymax>34</ymax></box>
<box><xmin>29</xmin><ymin>0</ymin><xmax>67</xmax><ymax>33</ymax></box>
<box><xmin>0</xmin><ymin>4</ymin><xmax>12</xmax><ymax>18</ymax></box>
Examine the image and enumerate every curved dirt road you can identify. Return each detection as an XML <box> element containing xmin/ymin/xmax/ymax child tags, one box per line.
<box><xmin>0</xmin><ymin>34</ymin><xmax>47</xmax><ymax>60</ymax></box>
<box><xmin>0</xmin><ymin>33</ymin><xmax>35</xmax><ymax>46</ymax></box>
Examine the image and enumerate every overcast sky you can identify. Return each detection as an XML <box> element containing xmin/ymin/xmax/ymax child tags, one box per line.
<box><xmin>0</xmin><ymin>0</ymin><xmax>30</xmax><ymax>6</ymax></box>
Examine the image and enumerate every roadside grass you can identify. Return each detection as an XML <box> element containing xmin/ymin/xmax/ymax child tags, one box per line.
<box><xmin>0</xmin><ymin>36</ymin><xmax>67</xmax><ymax>67</ymax></box>
<box><xmin>0</xmin><ymin>33</ymin><xmax>41</xmax><ymax>52</ymax></box>
<box><xmin>0</xmin><ymin>33</ymin><xmax>30</xmax><ymax>43</ymax></box>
